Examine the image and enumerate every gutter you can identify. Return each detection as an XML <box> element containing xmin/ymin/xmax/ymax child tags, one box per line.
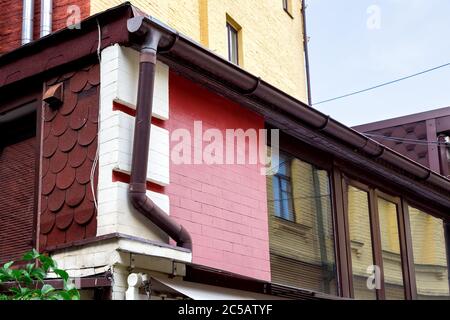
<box><xmin>125</xmin><ymin>15</ymin><xmax>450</xmax><ymax>198</ymax></box>
<box><xmin>301</xmin><ymin>0</ymin><xmax>312</xmax><ymax>105</ymax></box>
<box><xmin>127</xmin><ymin>22</ymin><xmax>193</xmax><ymax>250</ymax></box>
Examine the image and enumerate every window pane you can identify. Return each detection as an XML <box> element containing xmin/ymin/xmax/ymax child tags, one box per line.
<box><xmin>409</xmin><ymin>207</ymin><xmax>449</xmax><ymax>300</ymax></box>
<box><xmin>227</xmin><ymin>23</ymin><xmax>238</xmax><ymax>65</ymax></box>
<box><xmin>268</xmin><ymin>155</ymin><xmax>337</xmax><ymax>295</ymax></box>
<box><xmin>347</xmin><ymin>186</ymin><xmax>377</xmax><ymax>300</ymax></box>
<box><xmin>378</xmin><ymin>198</ymin><xmax>405</xmax><ymax>300</ymax></box>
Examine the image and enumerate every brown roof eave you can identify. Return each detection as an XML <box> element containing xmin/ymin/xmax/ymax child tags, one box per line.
<box><xmin>127</xmin><ymin>16</ymin><xmax>450</xmax><ymax>210</ymax></box>
<box><xmin>0</xmin><ymin>2</ymin><xmax>134</xmax><ymax>89</ymax></box>
<box><xmin>353</xmin><ymin>106</ymin><xmax>450</xmax><ymax>132</ymax></box>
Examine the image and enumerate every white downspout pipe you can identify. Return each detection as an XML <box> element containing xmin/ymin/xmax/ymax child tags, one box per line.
<box><xmin>125</xmin><ymin>273</ymin><xmax>150</xmax><ymax>300</ymax></box>
<box><xmin>40</xmin><ymin>0</ymin><xmax>53</xmax><ymax>37</ymax></box>
<box><xmin>21</xmin><ymin>0</ymin><xmax>34</xmax><ymax>45</ymax></box>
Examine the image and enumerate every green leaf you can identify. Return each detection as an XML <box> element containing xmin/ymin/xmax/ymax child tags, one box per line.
<box><xmin>22</xmin><ymin>249</ymin><xmax>39</xmax><ymax>261</ymax></box>
<box><xmin>53</xmin><ymin>269</ymin><xmax>69</xmax><ymax>282</ymax></box>
<box><xmin>41</xmin><ymin>284</ymin><xmax>55</xmax><ymax>295</ymax></box>
<box><xmin>25</xmin><ymin>263</ymin><xmax>35</xmax><ymax>274</ymax></box>
<box><xmin>3</xmin><ymin>261</ymin><xmax>14</xmax><ymax>269</ymax></box>
<box><xmin>31</xmin><ymin>268</ymin><xmax>46</xmax><ymax>282</ymax></box>
<box><xmin>11</xmin><ymin>269</ymin><xmax>24</xmax><ymax>281</ymax></box>
<box><xmin>69</xmin><ymin>289</ymin><xmax>81</xmax><ymax>300</ymax></box>
<box><xmin>56</xmin><ymin>291</ymin><xmax>71</xmax><ymax>300</ymax></box>
<box><xmin>17</xmin><ymin>269</ymin><xmax>33</xmax><ymax>285</ymax></box>
<box><xmin>38</xmin><ymin>255</ymin><xmax>55</xmax><ymax>271</ymax></box>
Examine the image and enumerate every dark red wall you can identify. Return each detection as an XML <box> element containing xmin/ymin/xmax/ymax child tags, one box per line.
<box><xmin>165</xmin><ymin>73</ymin><xmax>271</xmax><ymax>281</ymax></box>
<box><xmin>39</xmin><ymin>63</ymin><xmax>99</xmax><ymax>250</ymax></box>
<box><xmin>0</xmin><ymin>0</ymin><xmax>90</xmax><ymax>54</ymax></box>
<box><xmin>366</xmin><ymin>122</ymin><xmax>430</xmax><ymax>167</ymax></box>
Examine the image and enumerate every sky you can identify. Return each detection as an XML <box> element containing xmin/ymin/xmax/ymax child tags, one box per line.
<box><xmin>306</xmin><ymin>0</ymin><xmax>450</xmax><ymax>127</ymax></box>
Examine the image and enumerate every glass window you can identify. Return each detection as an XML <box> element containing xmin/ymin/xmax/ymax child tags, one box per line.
<box><xmin>272</xmin><ymin>153</ymin><xmax>294</xmax><ymax>221</ymax></box>
<box><xmin>283</xmin><ymin>0</ymin><xmax>293</xmax><ymax>16</ymax></box>
<box><xmin>267</xmin><ymin>153</ymin><xmax>337</xmax><ymax>295</ymax></box>
<box><xmin>347</xmin><ymin>185</ymin><xmax>376</xmax><ymax>300</ymax></box>
<box><xmin>227</xmin><ymin>22</ymin><xmax>239</xmax><ymax>65</ymax></box>
<box><xmin>409</xmin><ymin>207</ymin><xmax>450</xmax><ymax>300</ymax></box>
<box><xmin>377</xmin><ymin>198</ymin><xmax>405</xmax><ymax>300</ymax></box>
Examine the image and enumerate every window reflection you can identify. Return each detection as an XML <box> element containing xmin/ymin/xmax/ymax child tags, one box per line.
<box><xmin>268</xmin><ymin>153</ymin><xmax>337</xmax><ymax>295</ymax></box>
<box><xmin>377</xmin><ymin>198</ymin><xmax>405</xmax><ymax>300</ymax></box>
<box><xmin>409</xmin><ymin>207</ymin><xmax>450</xmax><ymax>300</ymax></box>
<box><xmin>347</xmin><ymin>186</ymin><xmax>376</xmax><ymax>300</ymax></box>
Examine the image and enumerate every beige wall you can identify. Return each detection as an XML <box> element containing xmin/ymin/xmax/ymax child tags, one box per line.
<box><xmin>91</xmin><ymin>0</ymin><xmax>308</xmax><ymax>102</ymax></box>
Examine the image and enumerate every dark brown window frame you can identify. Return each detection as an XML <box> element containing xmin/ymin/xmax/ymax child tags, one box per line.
<box><xmin>341</xmin><ymin>178</ymin><xmax>412</xmax><ymax>300</ymax></box>
<box><xmin>270</xmin><ymin>131</ymin><xmax>449</xmax><ymax>299</ymax></box>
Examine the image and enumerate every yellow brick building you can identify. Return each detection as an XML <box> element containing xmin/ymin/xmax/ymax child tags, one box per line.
<box><xmin>91</xmin><ymin>0</ymin><xmax>308</xmax><ymax>102</ymax></box>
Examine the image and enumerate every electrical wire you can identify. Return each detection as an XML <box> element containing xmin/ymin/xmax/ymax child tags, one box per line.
<box><xmin>312</xmin><ymin>61</ymin><xmax>450</xmax><ymax>106</ymax></box>
<box><xmin>90</xmin><ymin>18</ymin><xmax>102</xmax><ymax>212</ymax></box>
<box><xmin>268</xmin><ymin>194</ymin><xmax>331</xmax><ymax>202</ymax></box>
<box><xmin>363</xmin><ymin>133</ymin><xmax>450</xmax><ymax>147</ymax></box>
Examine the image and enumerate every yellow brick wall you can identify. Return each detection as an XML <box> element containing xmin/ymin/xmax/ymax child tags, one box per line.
<box><xmin>91</xmin><ymin>0</ymin><xmax>307</xmax><ymax>102</ymax></box>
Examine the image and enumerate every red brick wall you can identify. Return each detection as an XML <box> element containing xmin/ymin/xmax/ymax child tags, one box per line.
<box><xmin>0</xmin><ymin>0</ymin><xmax>90</xmax><ymax>54</ymax></box>
<box><xmin>165</xmin><ymin>73</ymin><xmax>271</xmax><ymax>281</ymax></box>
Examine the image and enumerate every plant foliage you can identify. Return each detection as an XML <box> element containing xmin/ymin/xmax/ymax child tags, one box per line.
<box><xmin>0</xmin><ymin>249</ymin><xmax>80</xmax><ymax>300</ymax></box>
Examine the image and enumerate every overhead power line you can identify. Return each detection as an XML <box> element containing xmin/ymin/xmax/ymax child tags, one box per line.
<box><xmin>363</xmin><ymin>133</ymin><xmax>450</xmax><ymax>147</ymax></box>
<box><xmin>312</xmin><ymin>61</ymin><xmax>450</xmax><ymax>106</ymax></box>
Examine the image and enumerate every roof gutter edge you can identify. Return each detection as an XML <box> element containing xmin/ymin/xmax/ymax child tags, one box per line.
<box><xmin>127</xmin><ymin>16</ymin><xmax>450</xmax><ymax>194</ymax></box>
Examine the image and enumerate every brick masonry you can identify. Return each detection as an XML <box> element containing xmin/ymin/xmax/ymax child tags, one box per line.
<box><xmin>0</xmin><ymin>0</ymin><xmax>90</xmax><ymax>54</ymax></box>
<box><xmin>164</xmin><ymin>72</ymin><xmax>271</xmax><ymax>281</ymax></box>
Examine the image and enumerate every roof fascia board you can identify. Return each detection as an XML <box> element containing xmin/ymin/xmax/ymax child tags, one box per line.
<box><xmin>353</xmin><ymin>107</ymin><xmax>450</xmax><ymax>133</ymax></box>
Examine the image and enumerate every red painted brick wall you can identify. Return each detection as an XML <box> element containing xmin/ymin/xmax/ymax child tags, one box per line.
<box><xmin>0</xmin><ymin>0</ymin><xmax>90</xmax><ymax>54</ymax></box>
<box><xmin>166</xmin><ymin>73</ymin><xmax>271</xmax><ymax>281</ymax></box>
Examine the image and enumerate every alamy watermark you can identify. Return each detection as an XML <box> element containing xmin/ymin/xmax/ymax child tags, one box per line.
<box><xmin>170</xmin><ymin>121</ymin><xmax>280</xmax><ymax>176</ymax></box>
<box><xmin>367</xmin><ymin>4</ymin><xmax>382</xmax><ymax>30</ymax></box>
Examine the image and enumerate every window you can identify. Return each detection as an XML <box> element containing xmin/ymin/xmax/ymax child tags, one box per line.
<box><xmin>272</xmin><ymin>153</ymin><xmax>294</xmax><ymax>221</ymax></box>
<box><xmin>344</xmin><ymin>179</ymin><xmax>407</xmax><ymax>299</ymax></box>
<box><xmin>226</xmin><ymin>22</ymin><xmax>239</xmax><ymax>65</ymax></box>
<box><xmin>346</xmin><ymin>185</ymin><xmax>376</xmax><ymax>300</ymax></box>
<box><xmin>268</xmin><ymin>152</ymin><xmax>337</xmax><ymax>295</ymax></box>
<box><xmin>409</xmin><ymin>207</ymin><xmax>449</xmax><ymax>299</ymax></box>
<box><xmin>377</xmin><ymin>197</ymin><xmax>405</xmax><ymax>300</ymax></box>
<box><xmin>283</xmin><ymin>0</ymin><xmax>293</xmax><ymax>17</ymax></box>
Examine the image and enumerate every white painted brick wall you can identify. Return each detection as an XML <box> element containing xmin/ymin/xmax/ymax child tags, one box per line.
<box><xmin>100</xmin><ymin>44</ymin><xmax>169</xmax><ymax>120</ymax></box>
<box><xmin>98</xmin><ymin>44</ymin><xmax>171</xmax><ymax>242</ymax></box>
<box><xmin>99</xmin><ymin>111</ymin><xmax>170</xmax><ymax>186</ymax></box>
